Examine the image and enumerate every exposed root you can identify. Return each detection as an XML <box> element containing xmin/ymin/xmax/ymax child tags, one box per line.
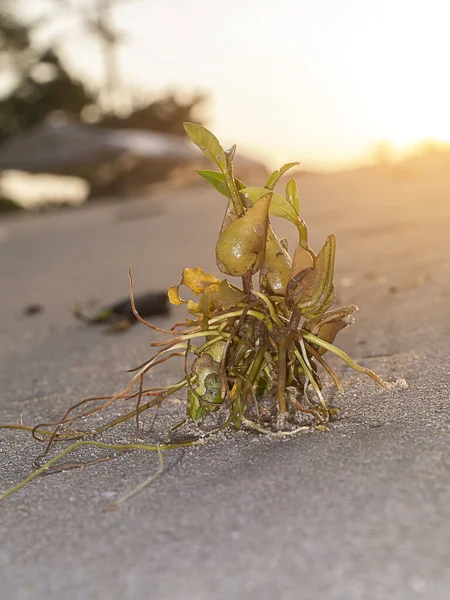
<box><xmin>0</xmin><ymin>290</ymin><xmax>386</xmax><ymax>505</ymax></box>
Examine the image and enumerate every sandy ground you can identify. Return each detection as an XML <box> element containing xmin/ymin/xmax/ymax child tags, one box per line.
<box><xmin>0</xmin><ymin>163</ymin><xmax>449</xmax><ymax>600</ymax></box>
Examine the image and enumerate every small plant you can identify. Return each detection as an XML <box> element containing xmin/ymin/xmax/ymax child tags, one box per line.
<box><xmin>0</xmin><ymin>124</ymin><xmax>386</xmax><ymax>507</ymax></box>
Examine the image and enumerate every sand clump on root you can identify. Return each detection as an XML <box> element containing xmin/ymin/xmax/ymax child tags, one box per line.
<box><xmin>0</xmin><ymin>123</ymin><xmax>389</xmax><ymax>509</ymax></box>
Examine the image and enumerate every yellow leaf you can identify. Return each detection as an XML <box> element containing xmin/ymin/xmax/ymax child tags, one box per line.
<box><xmin>168</xmin><ymin>267</ymin><xmax>221</xmax><ymax>307</ymax></box>
<box><xmin>168</xmin><ymin>285</ymin><xmax>184</xmax><ymax>306</ymax></box>
<box><xmin>183</xmin><ymin>267</ymin><xmax>221</xmax><ymax>295</ymax></box>
<box><xmin>187</xmin><ymin>300</ymin><xmax>200</xmax><ymax>314</ymax></box>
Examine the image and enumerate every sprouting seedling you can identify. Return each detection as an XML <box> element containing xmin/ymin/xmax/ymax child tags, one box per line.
<box><xmin>0</xmin><ymin>123</ymin><xmax>388</xmax><ymax>507</ymax></box>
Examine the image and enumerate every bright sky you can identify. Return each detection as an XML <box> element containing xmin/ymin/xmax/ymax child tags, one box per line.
<box><xmin>26</xmin><ymin>0</ymin><xmax>450</xmax><ymax>168</ymax></box>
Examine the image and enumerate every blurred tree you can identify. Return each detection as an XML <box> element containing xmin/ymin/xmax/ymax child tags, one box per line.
<box><xmin>0</xmin><ymin>0</ymin><xmax>204</xmax><ymax>145</ymax></box>
<box><xmin>0</xmin><ymin>49</ymin><xmax>95</xmax><ymax>144</ymax></box>
<box><xmin>0</xmin><ymin>3</ymin><xmax>94</xmax><ymax>144</ymax></box>
<box><xmin>52</xmin><ymin>0</ymin><xmax>205</xmax><ymax>132</ymax></box>
<box><xmin>99</xmin><ymin>93</ymin><xmax>205</xmax><ymax>136</ymax></box>
<box><xmin>0</xmin><ymin>1</ymin><xmax>205</xmax><ymax>201</ymax></box>
<box><xmin>0</xmin><ymin>5</ymin><xmax>29</xmax><ymax>66</ymax></box>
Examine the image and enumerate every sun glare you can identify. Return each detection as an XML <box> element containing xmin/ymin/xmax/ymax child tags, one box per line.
<box><xmin>40</xmin><ymin>0</ymin><xmax>450</xmax><ymax>167</ymax></box>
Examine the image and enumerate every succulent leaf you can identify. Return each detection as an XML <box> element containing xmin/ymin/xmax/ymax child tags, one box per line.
<box><xmin>286</xmin><ymin>234</ymin><xmax>336</xmax><ymax>313</ymax></box>
<box><xmin>215</xmin><ymin>192</ymin><xmax>271</xmax><ymax>277</ymax></box>
<box><xmin>286</xmin><ymin>178</ymin><xmax>300</xmax><ymax>215</ymax></box>
<box><xmin>264</xmin><ymin>162</ymin><xmax>299</xmax><ymax>190</ymax></box>
<box><xmin>259</xmin><ymin>226</ymin><xmax>292</xmax><ymax>295</ymax></box>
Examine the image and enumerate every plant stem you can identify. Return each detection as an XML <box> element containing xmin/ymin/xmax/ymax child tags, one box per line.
<box><xmin>95</xmin><ymin>380</ymin><xmax>188</xmax><ymax>434</ymax></box>
<box><xmin>252</xmin><ymin>290</ymin><xmax>283</xmax><ymax>327</ymax></box>
<box><xmin>224</xmin><ymin>172</ymin><xmax>244</xmax><ymax>217</ymax></box>
<box><xmin>0</xmin><ymin>439</ymin><xmax>194</xmax><ymax>504</ymax></box>
<box><xmin>277</xmin><ymin>338</ymin><xmax>288</xmax><ymax>413</ymax></box>
<box><xmin>305</xmin><ymin>342</ymin><xmax>343</xmax><ymax>392</ymax></box>
<box><xmin>289</xmin><ymin>306</ymin><xmax>302</xmax><ymax>332</ymax></box>
<box><xmin>297</xmin><ymin>220</ymin><xmax>309</xmax><ymax>246</ymax></box>
<box><xmin>292</xmin><ymin>345</ymin><xmax>328</xmax><ymax>412</ymax></box>
<box><xmin>230</xmin><ymin>381</ymin><xmax>243</xmax><ymax>429</ymax></box>
<box><xmin>301</xmin><ymin>331</ymin><xmax>387</xmax><ymax>387</ymax></box>
<box><xmin>247</xmin><ymin>343</ymin><xmax>268</xmax><ymax>385</ymax></box>
<box><xmin>242</xmin><ymin>272</ymin><xmax>252</xmax><ymax>296</ymax></box>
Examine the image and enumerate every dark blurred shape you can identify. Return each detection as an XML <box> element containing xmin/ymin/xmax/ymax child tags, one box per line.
<box><xmin>0</xmin><ymin>5</ymin><xmax>94</xmax><ymax>145</ymax></box>
<box><xmin>0</xmin><ymin>48</ymin><xmax>95</xmax><ymax>145</ymax></box>
<box><xmin>0</xmin><ymin>121</ymin><xmax>198</xmax><ymax>198</ymax></box>
<box><xmin>0</xmin><ymin>5</ymin><xmax>29</xmax><ymax>55</ymax></box>
<box><xmin>23</xmin><ymin>304</ymin><xmax>44</xmax><ymax>316</ymax></box>
<box><xmin>0</xmin><ymin>193</ymin><xmax>22</xmax><ymax>213</ymax></box>
<box><xmin>99</xmin><ymin>94</ymin><xmax>206</xmax><ymax>137</ymax></box>
<box><xmin>74</xmin><ymin>290</ymin><xmax>170</xmax><ymax>328</ymax></box>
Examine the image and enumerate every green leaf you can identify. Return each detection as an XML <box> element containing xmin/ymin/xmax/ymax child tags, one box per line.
<box><xmin>196</xmin><ymin>170</ymin><xmax>229</xmax><ymax>197</ymax></box>
<box><xmin>264</xmin><ymin>162</ymin><xmax>299</xmax><ymax>190</ymax></box>
<box><xmin>286</xmin><ymin>178</ymin><xmax>300</xmax><ymax>215</ymax></box>
<box><xmin>240</xmin><ymin>187</ymin><xmax>299</xmax><ymax>226</ymax></box>
<box><xmin>197</xmin><ymin>170</ymin><xmax>246</xmax><ymax>197</ymax></box>
<box><xmin>234</xmin><ymin>178</ymin><xmax>247</xmax><ymax>192</ymax></box>
<box><xmin>184</xmin><ymin>122</ymin><xmax>227</xmax><ymax>172</ymax></box>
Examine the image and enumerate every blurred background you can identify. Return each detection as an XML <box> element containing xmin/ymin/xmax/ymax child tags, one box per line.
<box><xmin>2</xmin><ymin>5</ymin><xmax>450</xmax><ymax>597</ymax></box>
<box><xmin>0</xmin><ymin>0</ymin><xmax>449</xmax><ymax>211</ymax></box>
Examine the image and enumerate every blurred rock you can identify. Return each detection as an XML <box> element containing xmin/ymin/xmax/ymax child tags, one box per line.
<box><xmin>0</xmin><ymin>121</ymin><xmax>268</xmax><ymax>202</ymax></box>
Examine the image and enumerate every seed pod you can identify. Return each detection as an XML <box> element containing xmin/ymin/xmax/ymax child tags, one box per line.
<box><xmin>187</xmin><ymin>342</ymin><xmax>226</xmax><ymax>419</ymax></box>
<box><xmin>259</xmin><ymin>226</ymin><xmax>292</xmax><ymax>295</ymax></box>
<box><xmin>215</xmin><ymin>193</ymin><xmax>271</xmax><ymax>277</ymax></box>
<box><xmin>290</xmin><ymin>244</ymin><xmax>315</xmax><ymax>278</ymax></box>
<box><xmin>285</xmin><ymin>234</ymin><xmax>336</xmax><ymax>316</ymax></box>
